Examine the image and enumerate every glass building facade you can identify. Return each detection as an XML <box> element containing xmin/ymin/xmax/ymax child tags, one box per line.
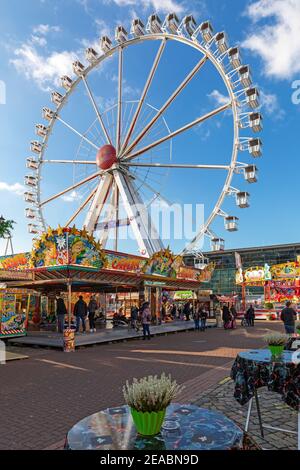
<box><xmin>184</xmin><ymin>242</ymin><xmax>300</xmax><ymax>296</ymax></box>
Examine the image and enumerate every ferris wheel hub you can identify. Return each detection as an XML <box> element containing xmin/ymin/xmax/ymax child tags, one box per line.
<box><xmin>96</xmin><ymin>144</ymin><xmax>117</xmax><ymax>170</ymax></box>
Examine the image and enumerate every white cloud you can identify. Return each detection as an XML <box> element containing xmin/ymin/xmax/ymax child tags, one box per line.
<box><xmin>207</xmin><ymin>89</ymin><xmax>229</xmax><ymax>106</ymax></box>
<box><xmin>0</xmin><ymin>182</ymin><xmax>25</xmax><ymax>196</ymax></box>
<box><xmin>10</xmin><ymin>22</ymin><xmax>75</xmax><ymax>92</ymax></box>
<box><xmin>31</xmin><ymin>35</ymin><xmax>48</xmax><ymax>47</ymax></box>
<box><xmin>242</xmin><ymin>0</ymin><xmax>300</xmax><ymax>80</ymax></box>
<box><xmin>10</xmin><ymin>44</ymin><xmax>77</xmax><ymax>92</ymax></box>
<box><xmin>104</xmin><ymin>0</ymin><xmax>185</xmax><ymax>14</ymax></box>
<box><xmin>62</xmin><ymin>191</ymin><xmax>84</xmax><ymax>202</ymax></box>
<box><xmin>95</xmin><ymin>18</ymin><xmax>112</xmax><ymax>37</ymax></box>
<box><xmin>260</xmin><ymin>90</ymin><xmax>285</xmax><ymax>119</ymax></box>
<box><xmin>33</xmin><ymin>24</ymin><xmax>61</xmax><ymax>35</ymax></box>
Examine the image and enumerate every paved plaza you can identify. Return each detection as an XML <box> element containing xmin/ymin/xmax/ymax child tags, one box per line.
<box><xmin>1</xmin><ymin>320</ymin><xmax>293</xmax><ymax>451</ymax></box>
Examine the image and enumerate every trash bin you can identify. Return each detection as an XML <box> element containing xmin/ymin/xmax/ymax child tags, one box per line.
<box><xmin>63</xmin><ymin>328</ymin><xmax>75</xmax><ymax>352</ymax></box>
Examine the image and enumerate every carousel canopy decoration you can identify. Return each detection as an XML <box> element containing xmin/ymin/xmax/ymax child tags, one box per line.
<box><xmin>0</xmin><ymin>253</ymin><xmax>30</xmax><ymax>271</ymax></box>
<box><xmin>29</xmin><ymin>225</ymin><xmax>107</xmax><ymax>270</ymax></box>
<box><xmin>143</xmin><ymin>247</ymin><xmax>182</xmax><ymax>279</ymax></box>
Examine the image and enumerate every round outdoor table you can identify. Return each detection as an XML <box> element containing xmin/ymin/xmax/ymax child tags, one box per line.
<box><xmin>65</xmin><ymin>404</ymin><xmax>243</xmax><ymax>450</ymax></box>
<box><xmin>231</xmin><ymin>349</ymin><xmax>300</xmax><ymax>410</ymax></box>
<box><xmin>231</xmin><ymin>349</ymin><xmax>300</xmax><ymax>449</ymax></box>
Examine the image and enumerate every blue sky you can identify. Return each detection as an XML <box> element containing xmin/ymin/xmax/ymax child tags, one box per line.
<box><xmin>0</xmin><ymin>0</ymin><xmax>300</xmax><ymax>256</ymax></box>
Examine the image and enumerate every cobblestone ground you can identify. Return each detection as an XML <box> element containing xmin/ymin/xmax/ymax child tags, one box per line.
<box><xmin>0</xmin><ymin>321</ymin><xmax>291</xmax><ymax>450</ymax></box>
<box><xmin>193</xmin><ymin>379</ymin><xmax>298</xmax><ymax>450</ymax></box>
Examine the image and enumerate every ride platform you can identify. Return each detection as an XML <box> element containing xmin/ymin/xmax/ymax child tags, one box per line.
<box><xmin>8</xmin><ymin>319</ymin><xmax>217</xmax><ymax>350</ymax></box>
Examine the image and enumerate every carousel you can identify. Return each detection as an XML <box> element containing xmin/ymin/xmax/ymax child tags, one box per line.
<box><xmin>0</xmin><ymin>226</ymin><xmax>215</xmax><ymax>338</ymax></box>
<box><xmin>236</xmin><ymin>260</ymin><xmax>300</xmax><ymax>318</ymax></box>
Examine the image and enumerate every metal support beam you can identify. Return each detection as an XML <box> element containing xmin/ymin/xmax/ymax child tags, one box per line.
<box><xmin>114</xmin><ymin>170</ymin><xmax>164</xmax><ymax>256</ymax></box>
<box><xmin>84</xmin><ymin>173</ymin><xmax>113</xmax><ymax>234</ymax></box>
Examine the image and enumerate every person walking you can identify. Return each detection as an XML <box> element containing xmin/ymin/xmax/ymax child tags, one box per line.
<box><xmin>171</xmin><ymin>304</ymin><xmax>177</xmax><ymax>319</ymax></box>
<box><xmin>183</xmin><ymin>302</ymin><xmax>191</xmax><ymax>321</ymax></box>
<box><xmin>193</xmin><ymin>306</ymin><xmax>200</xmax><ymax>331</ymax></box>
<box><xmin>246</xmin><ymin>304</ymin><xmax>255</xmax><ymax>327</ymax></box>
<box><xmin>161</xmin><ymin>303</ymin><xmax>166</xmax><ymax>322</ymax></box>
<box><xmin>280</xmin><ymin>301</ymin><xmax>297</xmax><ymax>334</ymax></box>
<box><xmin>74</xmin><ymin>295</ymin><xmax>88</xmax><ymax>334</ymax></box>
<box><xmin>130</xmin><ymin>303</ymin><xmax>139</xmax><ymax>331</ymax></box>
<box><xmin>230</xmin><ymin>304</ymin><xmax>238</xmax><ymax>329</ymax></box>
<box><xmin>56</xmin><ymin>296</ymin><xmax>67</xmax><ymax>333</ymax></box>
<box><xmin>88</xmin><ymin>295</ymin><xmax>98</xmax><ymax>333</ymax></box>
<box><xmin>200</xmin><ymin>307</ymin><xmax>208</xmax><ymax>332</ymax></box>
<box><xmin>222</xmin><ymin>305</ymin><xmax>232</xmax><ymax>329</ymax></box>
<box><xmin>141</xmin><ymin>302</ymin><xmax>151</xmax><ymax>340</ymax></box>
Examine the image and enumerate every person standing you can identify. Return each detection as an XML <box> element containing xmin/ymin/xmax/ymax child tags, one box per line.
<box><xmin>246</xmin><ymin>304</ymin><xmax>255</xmax><ymax>327</ymax></box>
<box><xmin>222</xmin><ymin>305</ymin><xmax>232</xmax><ymax>329</ymax></box>
<box><xmin>280</xmin><ymin>301</ymin><xmax>297</xmax><ymax>334</ymax></box>
<box><xmin>171</xmin><ymin>304</ymin><xmax>177</xmax><ymax>319</ymax></box>
<box><xmin>193</xmin><ymin>305</ymin><xmax>200</xmax><ymax>331</ymax></box>
<box><xmin>200</xmin><ymin>307</ymin><xmax>208</xmax><ymax>332</ymax></box>
<box><xmin>56</xmin><ymin>296</ymin><xmax>67</xmax><ymax>333</ymax></box>
<box><xmin>141</xmin><ymin>302</ymin><xmax>151</xmax><ymax>340</ymax></box>
<box><xmin>130</xmin><ymin>303</ymin><xmax>139</xmax><ymax>331</ymax></box>
<box><xmin>183</xmin><ymin>302</ymin><xmax>191</xmax><ymax>321</ymax></box>
<box><xmin>161</xmin><ymin>303</ymin><xmax>166</xmax><ymax>322</ymax></box>
<box><xmin>230</xmin><ymin>304</ymin><xmax>238</xmax><ymax>329</ymax></box>
<box><xmin>74</xmin><ymin>295</ymin><xmax>88</xmax><ymax>334</ymax></box>
<box><xmin>88</xmin><ymin>295</ymin><xmax>98</xmax><ymax>333</ymax></box>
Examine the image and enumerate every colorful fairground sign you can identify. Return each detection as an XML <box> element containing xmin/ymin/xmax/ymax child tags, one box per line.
<box><xmin>30</xmin><ymin>226</ymin><xmax>107</xmax><ymax>270</ymax></box>
<box><xmin>143</xmin><ymin>248</ymin><xmax>182</xmax><ymax>278</ymax></box>
<box><xmin>0</xmin><ymin>291</ymin><xmax>26</xmax><ymax>339</ymax></box>
<box><xmin>236</xmin><ymin>259</ymin><xmax>300</xmax><ymax>285</ymax></box>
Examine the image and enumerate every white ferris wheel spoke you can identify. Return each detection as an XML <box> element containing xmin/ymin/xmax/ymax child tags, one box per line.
<box><xmin>96</xmin><ymin>182</ymin><xmax>116</xmax><ymax>247</ymax></box>
<box><xmin>40</xmin><ymin>171</ymin><xmax>102</xmax><ymax>207</ymax></box>
<box><xmin>122</xmin><ymin>54</ymin><xmax>208</xmax><ymax>157</ymax></box>
<box><xmin>113</xmin><ymin>170</ymin><xmax>164</xmax><ymax>256</ymax></box>
<box><xmin>128</xmin><ymin>171</ymin><xmax>172</xmax><ymax>207</ymax></box>
<box><xmin>84</xmin><ymin>173</ymin><xmax>114</xmax><ymax>234</ymax></box>
<box><xmin>120</xmin><ymin>39</ymin><xmax>167</xmax><ymax>155</ymax></box>
<box><xmin>123</xmin><ymin>162</ymin><xmax>230</xmax><ymax>170</ymax></box>
<box><xmin>65</xmin><ymin>186</ymin><xmax>98</xmax><ymax>227</ymax></box>
<box><xmin>116</xmin><ymin>47</ymin><xmax>123</xmax><ymax>155</ymax></box>
<box><xmin>43</xmin><ymin>160</ymin><xmax>96</xmax><ymax>165</ymax></box>
<box><xmin>125</xmin><ymin>102</ymin><xmax>231</xmax><ymax>161</ymax></box>
<box><xmin>114</xmin><ymin>182</ymin><xmax>119</xmax><ymax>251</ymax></box>
<box><xmin>56</xmin><ymin>116</ymin><xmax>99</xmax><ymax>151</ymax></box>
<box><xmin>82</xmin><ymin>75</ymin><xmax>113</xmax><ymax>145</ymax></box>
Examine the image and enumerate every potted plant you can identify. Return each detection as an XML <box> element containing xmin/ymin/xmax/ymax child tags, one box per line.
<box><xmin>264</xmin><ymin>333</ymin><xmax>287</xmax><ymax>357</ymax></box>
<box><xmin>295</xmin><ymin>321</ymin><xmax>300</xmax><ymax>335</ymax></box>
<box><xmin>264</xmin><ymin>302</ymin><xmax>274</xmax><ymax>310</ymax></box>
<box><xmin>123</xmin><ymin>373</ymin><xmax>182</xmax><ymax>437</ymax></box>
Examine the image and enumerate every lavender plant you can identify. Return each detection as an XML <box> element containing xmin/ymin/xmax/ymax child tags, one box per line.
<box><xmin>264</xmin><ymin>332</ymin><xmax>287</xmax><ymax>346</ymax></box>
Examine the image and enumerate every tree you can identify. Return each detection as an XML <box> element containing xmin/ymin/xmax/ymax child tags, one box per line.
<box><xmin>0</xmin><ymin>216</ymin><xmax>15</xmax><ymax>239</ymax></box>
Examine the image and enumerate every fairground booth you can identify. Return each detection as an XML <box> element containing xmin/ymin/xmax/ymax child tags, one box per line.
<box><xmin>236</xmin><ymin>259</ymin><xmax>300</xmax><ymax>318</ymax></box>
<box><xmin>0</xmin><ymin>226</ymin><xmax>215</xmax><ymax>339</ymax></box>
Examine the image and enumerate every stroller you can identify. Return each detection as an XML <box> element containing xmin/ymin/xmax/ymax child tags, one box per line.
<box><xmin>112</xmin><ymin>315</ymin><xmax>129</xmax><ymax>328</ymax></box>
<box><xmin>241</xmin><ymin>314</ymin><xmax>249</xmax><ymax>327</ymax></box>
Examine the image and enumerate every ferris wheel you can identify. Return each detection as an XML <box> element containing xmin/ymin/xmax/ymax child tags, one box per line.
<box><xmin>24</xmin><ymin>13</ymin><xmax>262</xmax><ymax>258</ymax></box>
